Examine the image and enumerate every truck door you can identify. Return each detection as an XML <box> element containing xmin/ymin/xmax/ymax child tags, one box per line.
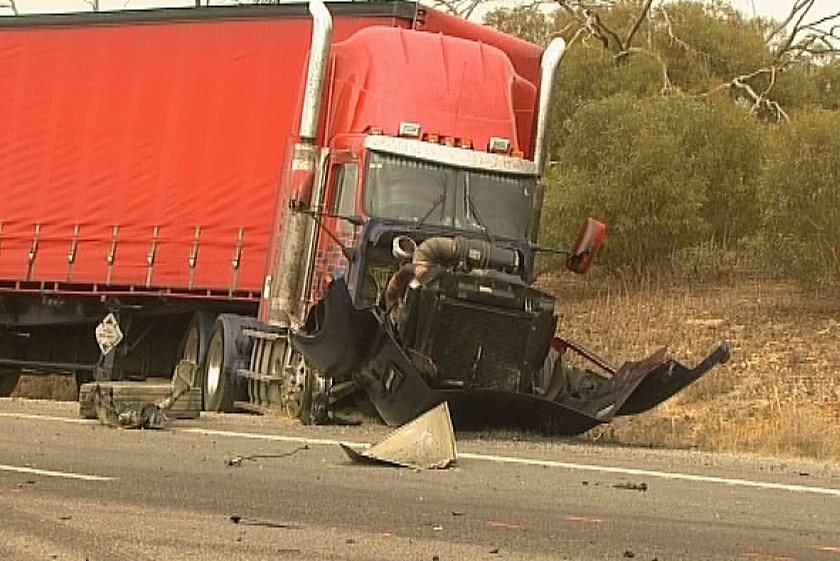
<box><xmin>309</xmin><ymin>154</ymin><xmax>360</xmax><ymax>304</ymax></box>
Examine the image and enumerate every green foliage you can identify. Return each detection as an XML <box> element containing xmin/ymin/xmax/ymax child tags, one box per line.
<box><xmin>542</xmin><ymin>95</ymin><xmax>710</xmax><ymax>274</ymax></box>
<box><xmin>773</xmin><ymin>61</ymin><xmax>840</xmax><ymax>111</ymax></box>
<box><xmin>482</xmin><ymin>5</ymin><xmax>554</xmax><ymax>46</ymax></box>
<box><xmin>541</xmin><ymin>94</ymin><xmax>766</xmax><ymax>276</ymax></box>
<box><xmin>677</xmin><ymin>97</ymin><xmax>765</xmax><ymax>244</ymax></box>
<box><xmin>758</xmin><ymin>110</ymin><xmax>840</xmax><ymax>285</ymax></box>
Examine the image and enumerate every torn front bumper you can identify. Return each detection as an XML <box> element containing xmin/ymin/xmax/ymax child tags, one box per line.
<box><xmin>292</xmin><ymin>276</ymin><xmax>731</xmax><ymax>435</ymax></box>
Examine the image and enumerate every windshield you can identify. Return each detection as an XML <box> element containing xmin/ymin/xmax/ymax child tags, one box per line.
<box><xmin>364</xmin><ymin>151</ymin><xmax>535</xmax><ymax>240</ymax></box>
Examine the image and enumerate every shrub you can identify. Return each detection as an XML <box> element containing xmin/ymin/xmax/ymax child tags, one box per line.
<box><xmin>758</xmin><ymin>110</ymin><xmax>840</xmax><ymax>285</ymax></box>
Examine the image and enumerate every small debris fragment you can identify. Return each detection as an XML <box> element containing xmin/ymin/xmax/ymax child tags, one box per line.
<box><xmin>229</xmin><ymin>515</ymin><xmax>298</xmax><ymax>529</ymax></box>
<box><xmin>225</xmin><ymin>445</ymin><xmax>309</xmax><ymax>467</ymax></box>
<box><xmin>613</xmin><ymin>482</ymin><xmax>648</xmax><ymax>492</ymax></box>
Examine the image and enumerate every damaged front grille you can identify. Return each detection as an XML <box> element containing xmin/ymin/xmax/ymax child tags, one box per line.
<box><xmin>399</xmin><ymin>271</ymin><xmax>556</xmax><ymax>393</ymax></box>
<box><xmin>431</xmin><ymin>300</ymin><xmax>531</xmax><ymax>390</ymax></box>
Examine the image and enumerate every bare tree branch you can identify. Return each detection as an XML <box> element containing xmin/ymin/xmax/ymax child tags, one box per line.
<box><xmin>430</xmin><ymin>0</ymin><xmax>486</xmax><ymax>19</ymax></box>
<box><xmin>624</xmin><ymin>0</ymin><xmax>654</xmax><ymax>50</ymax></box>
<box><xmin>658</xmin><ymin>5</ymin><xmax>713</xmax><ymax>68</ymax></box>
<box><xmin>768</xmin><ymin>0</ymin><xmax>840</xmax><ymax>62</ymax></box>
<box><xmin>555</xmin><ymin>0</ymin><xmax>656</xmax><ymax>64</ymax></box>
<box><xmin>701</xmin><ymin>67</ymin><xmax>789</xmax><ymax>122</ymax></box>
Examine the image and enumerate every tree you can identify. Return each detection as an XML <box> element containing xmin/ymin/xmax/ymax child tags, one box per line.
<box><xmin>541</xmin><ymin>95</ymin><xmax>713</xmax><ymax>274</ymax></box>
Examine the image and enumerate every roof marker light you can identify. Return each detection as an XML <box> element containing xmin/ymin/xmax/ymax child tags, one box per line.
<box><xmin>488</xmin><ymin>137</ymin><xmax>511</xmax><ymax>154</ymax></box>
<box><xmin>398</xmin><ymin>122</ymin><xmax>422</xmax><ymax>138</ymax></box>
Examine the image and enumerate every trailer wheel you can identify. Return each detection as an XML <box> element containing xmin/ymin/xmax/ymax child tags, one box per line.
<box><xmin>177</xmin><ymin>311</ymin><xmax>214</xmax><ymax>405</ymax></box>
<box><xmin>203</xmin><ymin>315</ymin><xmax>245</xmax><ymax>412</ymax></box>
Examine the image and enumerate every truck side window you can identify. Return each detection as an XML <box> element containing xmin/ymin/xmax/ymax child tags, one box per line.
<box><xmin>333</xmin><ymin>163</ymin><xmax>359</xmax><ymax>217</ymax></box>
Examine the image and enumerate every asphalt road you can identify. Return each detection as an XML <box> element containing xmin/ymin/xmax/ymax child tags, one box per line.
<box><xmin>1</xmin><ymin>398</ymin><xmax>839</xmax><ymax>561</ymax></box>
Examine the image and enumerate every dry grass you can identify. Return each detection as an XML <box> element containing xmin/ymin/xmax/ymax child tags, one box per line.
<box><xmin>539</xmin><ymin>274</ymin><xmax>840</xmax><ymax>462</ymax></box>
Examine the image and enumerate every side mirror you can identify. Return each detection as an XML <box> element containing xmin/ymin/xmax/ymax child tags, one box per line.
<box><xmin>566</xmin><ymin>217</ymin><xmax>607</xmax><ymax>275</ymax></box>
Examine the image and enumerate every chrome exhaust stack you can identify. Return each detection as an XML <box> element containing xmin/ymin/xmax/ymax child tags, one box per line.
<box><xmin>530</xmin><ymin>37</ymin><xmax>566</xmax><ymax>243</ymax></box>
<box><xmin>267</xmin><ymin>0</ymin><xmax>333</xmax><ymax>327</ymax></box>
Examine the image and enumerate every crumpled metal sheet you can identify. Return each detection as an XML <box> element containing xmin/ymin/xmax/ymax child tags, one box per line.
<box><xmin>340</xmin><ymin>402</ymin><xmax>457</xmax><ymax>469</ymax></box>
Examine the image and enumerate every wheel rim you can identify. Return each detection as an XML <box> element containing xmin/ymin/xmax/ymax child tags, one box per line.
<box><xmin>206</xmin><ymin>334</ymin><xmax>223</xmax><ymax>398</ymax></box>
<box><xmin>283</xmin><ymin>353</ymin><xmax>310</xmax><ymax>419</ymax></box>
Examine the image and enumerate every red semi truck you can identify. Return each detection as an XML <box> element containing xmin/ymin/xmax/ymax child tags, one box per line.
<box><xmin>0</xmin><ymin>0</ymin><xmax>728</xmax><ymax>432</ymax></box>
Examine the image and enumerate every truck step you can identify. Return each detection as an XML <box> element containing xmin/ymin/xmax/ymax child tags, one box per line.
<box><xmin>236</xmin><ymin>368</ymin><xmax>282</xmax><ymax>383</ymax></box>
<box><xmin>242</xmin><ymin>328</ymin><xmax>285</xmax><ymax>341</ymax></box>
<box><xmin>78</xmin><ymin>381</ymin><xmax>201</xmax><ymax>420</ymax></box>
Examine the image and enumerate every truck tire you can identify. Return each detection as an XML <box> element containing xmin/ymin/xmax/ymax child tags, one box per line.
<box><xmin>177</xmin><ymin>311</ymin><xmax>214</xmax><ymax>406</ymax></box>
<box><xmin>202</xmin><ymin>315</ymin><xmax>248</xmax><ymax>412</ymax></box>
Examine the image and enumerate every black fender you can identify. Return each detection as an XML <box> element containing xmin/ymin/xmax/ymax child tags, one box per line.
<box><xmin>616</xmin><ymin>341</ymin><xmax>731</xmax><ymax>417</ymax></box>
<box><xmin>289</xmin><ymin>276</ymin><xmax>378</xmax><ymax>381</ymax></box>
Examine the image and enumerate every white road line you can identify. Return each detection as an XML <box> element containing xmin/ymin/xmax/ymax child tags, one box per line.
<box><xmin>5</xmin><ymin>413</ymin><xmax>839</xmax><ymax>498</ymax></box>
<box><xmin>182</xmin><ymin>427</ymin><xmax>840</xmax><ymax>498</ymax></box>
<box><xmin>0</xmin><ymin>412</ymin><xmax>89</xmax><ymax>423</ymax></box>
<box><xmin>0</xmin><ymin>464</ymin><xmax>113</xmax><ymax>482</ymax></box>
<box><xmin>456</xmin><ymin>452</ymin><xmax>840</xmax><ymax>498</ymax></box>
<box><xmin>179</xmin><ymin>427</ymin><xmax>370</xmax><ymax>448</ymax></box>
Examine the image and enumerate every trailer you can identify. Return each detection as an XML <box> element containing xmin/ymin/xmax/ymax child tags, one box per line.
<box><xmin>0</xmin><ymin>0</ymin><xmax>728</xmax><ymax>433</ymax></box>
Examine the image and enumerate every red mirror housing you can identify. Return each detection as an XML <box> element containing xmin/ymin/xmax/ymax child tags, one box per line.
<box><xmin>566</xmin><ymin>217</ymin><xmax>607</xmax><ymax>274</ymax></box>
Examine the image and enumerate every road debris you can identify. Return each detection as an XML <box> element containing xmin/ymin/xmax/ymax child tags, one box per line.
<box><xmin>613</xmin><ymin>482</ymin><xmax>648</xmax><ymax>492</ymax></box>
<box><xmin>229</xmin><ymin>515</ymin><xmax>299</xmax><ymax>529</ymax></box>
<box><xmin>225</xmin><ymin>445</ymin><xmax>309</xmax><ymax>467</ymax></box>
<box><xmin>340</xmin><ymin>403</ymin><xmax>457</xmax><ymax>469</ymax></box>
<box><xmin>91</xmin><ymin>361</ymin><xmax>196</xmax><ymax>429</ymax></box>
